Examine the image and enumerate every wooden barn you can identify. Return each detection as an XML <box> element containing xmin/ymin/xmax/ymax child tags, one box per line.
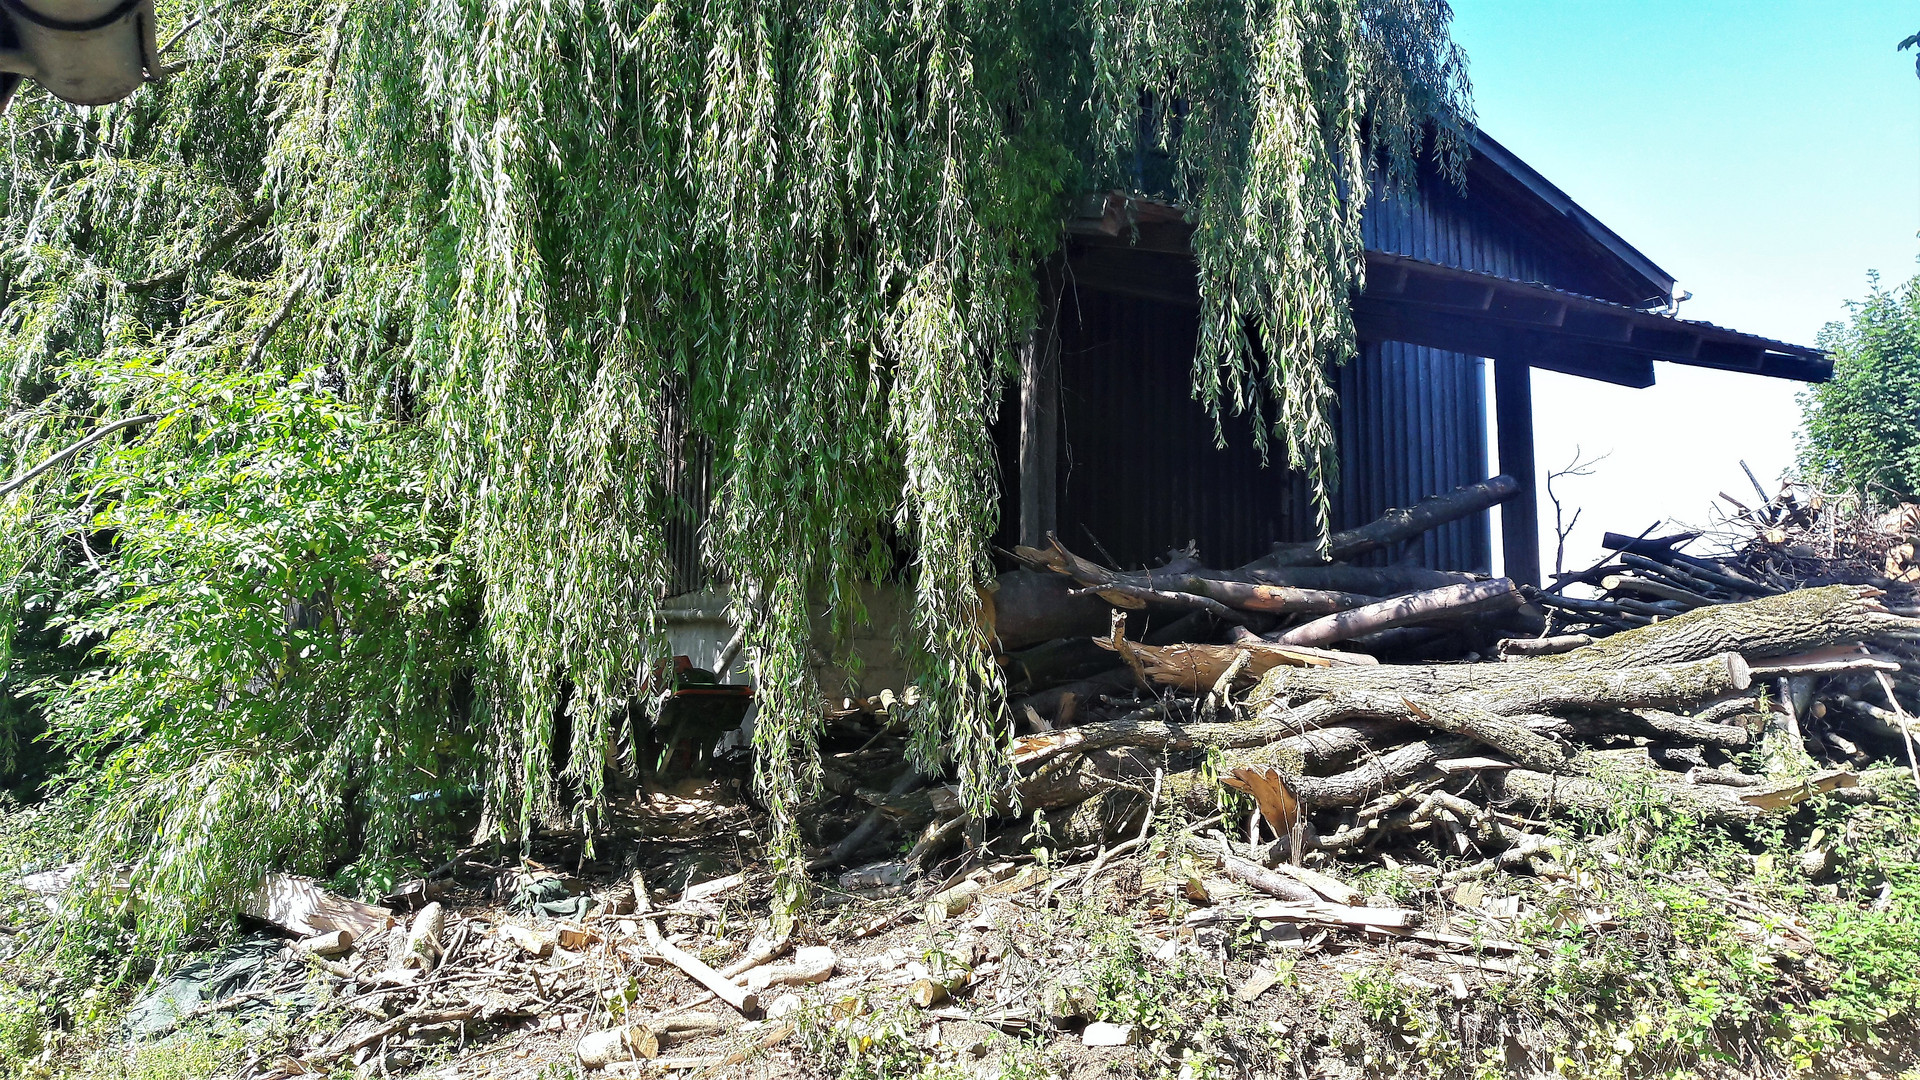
<box><xmin>995</xmin><ymin>131</ymin><xmax>1829</xmax><ymax>588</ymax></box>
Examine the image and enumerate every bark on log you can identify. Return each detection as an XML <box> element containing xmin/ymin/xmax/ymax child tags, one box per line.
<box><xmin>1151</xmin><ymin>575</ymin><xmax>1379</xmax><ymax>616</ymax></box>
<box><xmin>1256</xmin><ymin>476</ymin><xmax>1520</xmax><ymax>568</ymax></box>
<box><xmin>1242</xmin><ymin>564</ymin><xmax>1477</xmax><ymax>595</ymax></box>
<box><xmin>1095</xmin><ymin>636</ymin><xmax>1373</xmax><ymax>692</ymax></box>
<box><xmin>1275</xmin><ymin>580</ymin><xmax>1521</xmax><ymax>648</ymax></box>
<box><xmin>1285</xmin><ymin>739</ymin><xmax>1471</xmax><ymax>807</ymax></box>
<box><xmin>1548</xmin><ymin>586</ymin><xmax>1920</xmax><ymax>671</ymax></box>
<box><xmin>1390</xmin><ymin>693</ymin><xmax>1573</xmax><ymax>772</ymax></box>
<box><xmin>1498</xmin><ymin>634</ymin><xmax>1594</xmax><ymax>658</ymax></box>
<box><xmin>1564</xmin><ymin>708</ymin><xmax>1752</xmax><ymax>749</ymax></box>
<box><xmin>1494</xmin><ymin>766</ymin><xmax>1761</xmax><ymax>828</ymax></box>
<box><xmin>1602</xmin><ymin>574</ymin><xmax>1715</xmax><ymax>608</ymax></box>
<box><xmin>1216</xmin><ymin>849</ymin><xmax>1319</xmax><ymax>902</ymax></box>
<box><xmin>1456</xmin><ymin>654</ymin><xmax>1751</xmax><ymax>715</ymax></box>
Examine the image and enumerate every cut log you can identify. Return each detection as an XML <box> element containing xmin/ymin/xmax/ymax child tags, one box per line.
<box><xmin>1249</xmin><ymin>653</ymin><xmax>1747</xmax><ymax>711</ymax></box>
<box><xmin>1266</xmin><ymin>864</ymin><xmax>1361</xmax><ymax>905</ymax></box>
<box><xmin>1549</xmin><ymin>586</ymin><xmax>1920</xmax><ymax>670</ymax></box>
<box><xmin>1215</xmin><ymin>848</ymin><xmax>1318</xmax><ymax>902</ymax></box>
<box><xmin>909</xmin><ymin>971</ymin><xmax>972</xmax><ymax>1008</ymax></box>
<box><xmin>1275</xmin><ymin>580</ymin><xmax>1521</xmax><ymax>648</ymax></box>
<box><xmin>1561</xmin><ymin>708</ymin><xmax>1752</xmax><ymax>749</ymax></box>
<box><xmin>1602</xmin><ymin>574</ymin><xmax>1715</xmax><ymax>608</ymax></box>
<box><xmin>1203</xmin><ymin>899</ymin><xmax>1420</xmax><ymax>931</ymax></box>
<box><xmin>632</xmin><ymin>872</ymin><xmax>759</xmax><ymax>1016</ymax></box>
<box><xmin>297</xmin><ymin>930</ymin><xmax>354</xmax><ymax>957</ymax></box>
<box><xmin>1494</xmin><ymin>765</ymin><xmax>1761</xmax><ymax>828</ymax></box>
<box><xmin>1258</xmin><ymin>476</ymin><xmax>1520</xmax><ymax>568</ymax></box>
<box><xmin>398</xmin><ymin>901</ymin><xmax>445</xmax><ymax>972</ymax></box>
<box><xmin>745</xmin><ymin>946</ymin><xmax>836</xmax><ymax>991</ymax></box>
<box><xmin>1150</xmin><ymin>575</ymin><xmax>1381</xmax><ymax>616</ymax></box>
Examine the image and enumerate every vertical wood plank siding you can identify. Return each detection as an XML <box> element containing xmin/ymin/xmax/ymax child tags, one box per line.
<box><xmin>1049</xmin><ymin>288</ymin><xmax>1319</xmax><ymax>570</ymax></box>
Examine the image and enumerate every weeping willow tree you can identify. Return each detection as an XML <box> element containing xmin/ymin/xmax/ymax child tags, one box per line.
<box><xmin>0</xmin><ymin>0</ymin><xmax>1468</xmax><ymax>946</ymax></box>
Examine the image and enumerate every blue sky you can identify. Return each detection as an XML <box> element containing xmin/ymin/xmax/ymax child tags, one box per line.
<box><xmin>1447</xmin><ymin>1</ymin><xmax>1920</xmax><ymax>573</ymax></box>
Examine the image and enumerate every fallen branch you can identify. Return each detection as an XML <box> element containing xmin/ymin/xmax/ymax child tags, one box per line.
<box><xmin>632</xmin><ymin>872</ymin><xmax>759</xmax><ymax>1016</ymax></box>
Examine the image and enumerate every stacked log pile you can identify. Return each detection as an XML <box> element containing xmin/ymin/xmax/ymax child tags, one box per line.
<box><xmin>817</xmin><ymin>476</ymin><xmax>1920</xmax><ymax>885</ymax></box>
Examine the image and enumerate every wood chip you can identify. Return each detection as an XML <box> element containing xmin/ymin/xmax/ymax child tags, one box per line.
<box><xmin>1235</xmin><ymin>967</ymin><xmax>1282</xmax><ymax>1002</ymax></box>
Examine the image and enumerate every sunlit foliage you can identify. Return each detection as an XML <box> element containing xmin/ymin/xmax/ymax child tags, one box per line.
<box><xmin>1800</xmin><ymin>272</ymin><xmax>1920</xmax><ymax>505</ymax></box>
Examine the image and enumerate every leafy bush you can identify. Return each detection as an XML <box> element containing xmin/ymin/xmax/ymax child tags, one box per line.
<box><xmin>24</xmin><ymin>369</ymin><xmax>476</xmax><ymax>954</ymax></box>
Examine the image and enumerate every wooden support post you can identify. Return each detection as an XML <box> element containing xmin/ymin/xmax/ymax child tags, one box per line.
<box><xmin>1019</xmin><ymin>269</ymin><xmax>1061</xmax><ymax>549</ymax></box>
<box><xmin>1493</xmin><ymin>358</ymin><xmax>1540</xmax><ymax>587</ymax></box>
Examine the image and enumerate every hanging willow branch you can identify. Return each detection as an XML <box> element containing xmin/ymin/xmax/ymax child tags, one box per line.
<box><xmin>0</xmin><ymin>0</ymin><xmax>1472</xmax><ymax>937</ymax></box>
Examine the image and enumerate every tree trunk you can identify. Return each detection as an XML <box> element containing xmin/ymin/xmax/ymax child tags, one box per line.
<box><xmin>1547</xmin><ymin>586</ymin><xmax>1919</xmax><ymax>670</ymax></box>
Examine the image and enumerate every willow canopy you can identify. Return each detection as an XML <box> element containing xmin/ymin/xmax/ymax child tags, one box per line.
<box><xmin>0</xmin><ymin>0</ymin><xmax>1469</xmax><ymax>943</ymax></box>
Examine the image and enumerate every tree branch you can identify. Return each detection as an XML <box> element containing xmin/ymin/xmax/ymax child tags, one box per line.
<box><xmin>1</xmin><ymin>413</ymin><xmax>162</xmax><ymax>500</ymax></box>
